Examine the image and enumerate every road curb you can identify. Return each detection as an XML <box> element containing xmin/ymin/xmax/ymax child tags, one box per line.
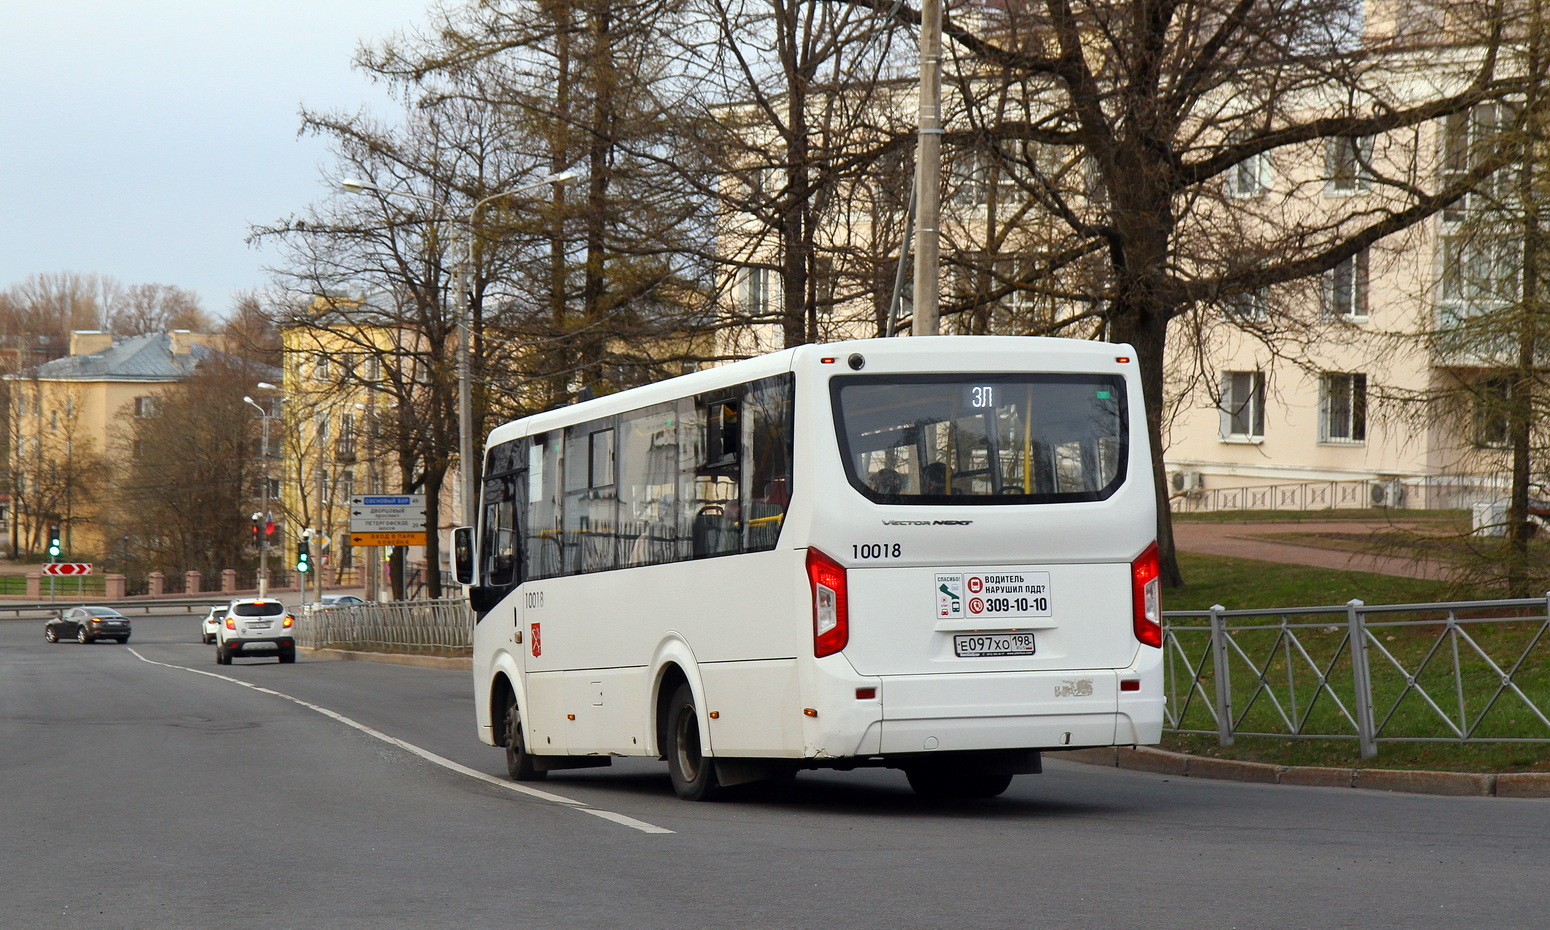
<box><xmin>300</xmin><ymin>647</ymin><xmax>472</xmax><ymax>671</ymax></box>
<box><xmin>1061</xmin><ymin>746</ymin><xmax>1550</xmax><ymax>798</ymax></box>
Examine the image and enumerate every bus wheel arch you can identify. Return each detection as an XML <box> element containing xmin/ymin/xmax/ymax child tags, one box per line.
<box><xmin>653</xmin><ymin>663</ymin><xmax>690</xmax><ymax>760</ymax></box>
<box><xmin>492</xmin><ymin>673</ymin><xmax>545</xmax><ymax>782</ymax></box>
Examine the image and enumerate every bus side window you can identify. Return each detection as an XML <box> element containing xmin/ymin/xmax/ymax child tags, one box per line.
<box><xmin>526</xmin><ymin>436</ymin><xmax>563</xmax><ymax>580</ymax></box>
<box><xmin>745</xmin><ymin>373</ymin><xmax>794</xmax><ymax>552</ymax></box>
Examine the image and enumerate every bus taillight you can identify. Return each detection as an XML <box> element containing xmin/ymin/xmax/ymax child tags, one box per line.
<box><xmin>1132</xmin><ymin>542</ymin><xmax>1162</xmax><ymax>648</ymax></box>
<box><xmin>807</xmin><ymin>548</ymin><xmax>849</xmax><ymax>657</ymax></box>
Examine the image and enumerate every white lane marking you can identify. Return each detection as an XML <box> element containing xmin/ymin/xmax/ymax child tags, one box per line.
<box><xmin>128</xmin><ymin>648</ymin><xmax>674</xmax><ymax>835</ymax></box>
<box><xmin>578</xmin><ymin>808</ymin><xmax>676</xmax><ymax>834</ymax></box>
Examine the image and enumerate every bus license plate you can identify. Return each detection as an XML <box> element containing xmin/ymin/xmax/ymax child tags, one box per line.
<box><xmin>954</xmin><ymin>632</ymin><xmax>1036</xmax><ymax>657</ymax></box>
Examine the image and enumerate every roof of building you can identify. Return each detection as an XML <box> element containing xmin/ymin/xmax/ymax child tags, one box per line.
<box><xmin>11</xmin><ymin>332</ymin><xmax>231</xmax><ymax>383</ymax></box>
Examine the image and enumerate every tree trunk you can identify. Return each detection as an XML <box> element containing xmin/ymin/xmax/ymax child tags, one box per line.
<box><xmin>1109</xmin><ymin>297</ymin><xmax>1184</xmax><ymax>588</ymax></box>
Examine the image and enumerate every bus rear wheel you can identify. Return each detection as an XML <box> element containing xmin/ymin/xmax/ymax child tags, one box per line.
<box><xmin>905</xmin><ymin>766</ymin><xmax>1014</xmax><ymax>800</ymax></box>
<box><xmin>504</xmin><ymin>692</ymin><xmax>545</xmax><ymax>781</ymax></box>
<box><xmin>666</xmin><ymin>683</ymin><xmax>722</xmax><ymax>801</ymax></box>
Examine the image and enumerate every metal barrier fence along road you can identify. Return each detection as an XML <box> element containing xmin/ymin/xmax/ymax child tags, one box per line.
<box><xmin>298</xmin><ymin>598</ymin><xmax>473</xmax><ymax>654</ymax></box>
<box><xmin>1164</xmin><ymin>596</ymin><xmax>1550</xmax><ymax>757</ymax></box>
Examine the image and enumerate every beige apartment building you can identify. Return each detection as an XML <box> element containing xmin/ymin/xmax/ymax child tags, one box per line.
<box><xmin>6</xmin><ymin>330</ymin><xmax>233</xmax><ymax>556</ymax></box>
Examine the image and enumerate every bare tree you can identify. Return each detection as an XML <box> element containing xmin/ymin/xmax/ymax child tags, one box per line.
<box><xmin>222</xmin><ymin>291</ymin><xmax>284</xmax><ymax>368</ymax></box>
<box><xmin>252</xmin><ymin>99</ymin><xmax>531</xmax><ymax>598</ymax></box>
<box><xmin>843</xmin><ymin>0</ymin><xmax>1544</xmax><ymax>585</ymax></box>
<box><xmin>362</xmin><ymin>0</ymin><xmax>721</xmax><ymax>408</ymax></box>
<box><xmin>108</xmin><ymin>283</ymin><xmax>211</xmax><ymax>336</ymax></box>
<box><xmin>7</xmin><ymin>378</ymin><xmax>105</xmax><ymax>558</ymax></box>
<box><xmin>1</xmin><ymin>272</ymin><xmax>115</xmax><ymax>356</ymax></box>
<box><xmin>103</xmin><ymin>354</ymin><xmax>266</xmax><ymax>577</ymax></box>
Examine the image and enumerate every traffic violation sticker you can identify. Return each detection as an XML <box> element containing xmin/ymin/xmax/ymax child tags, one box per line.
<box><xmin>936</xmin><ymin>570</ymin><xmax>1052</xmax><ymax>620</ymax></box>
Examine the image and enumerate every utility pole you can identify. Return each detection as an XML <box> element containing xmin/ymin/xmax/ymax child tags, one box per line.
<box><xmin>911</xmin><ymin>0</ymin><xmax>944</xmax><ymax>336</ymax></box>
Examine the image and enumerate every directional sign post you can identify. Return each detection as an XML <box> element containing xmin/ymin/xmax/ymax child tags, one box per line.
<box><xmin>349</xmin><ymin>495</ymin><xmax>428</xmax><ymax>547</ymax></box>
<box><xmin>42</xmin><ymin>563</ymin><xmax>92</xmax><ymax>576</ymax></box>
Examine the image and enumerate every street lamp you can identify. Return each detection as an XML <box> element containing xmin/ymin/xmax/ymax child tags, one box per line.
<box><xmin>340</xmin><ymin>170</ymin><xmax>576</xmax><ymax>527</ymax></box>
<box><xmin>244</xmin><ymin>393</ymin><xmax>274</xmax><ymax>596</ymax></box>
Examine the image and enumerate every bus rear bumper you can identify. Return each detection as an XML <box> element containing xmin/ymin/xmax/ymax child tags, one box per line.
<box><xmin>825</xmin><ymin>662</ymin><xmax>1164</xmax><ymax>758</ymax></box>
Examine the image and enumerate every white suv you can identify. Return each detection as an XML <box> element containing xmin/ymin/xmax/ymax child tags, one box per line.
<box><xmin>200</xmin><ymin>606</ymin><xmax>223</xmax><ymax>644</ymax></box>
<box><xmin>216</xmin><ymin>598</ymin><xmax>296</xmax><ymax>665</ymax></box>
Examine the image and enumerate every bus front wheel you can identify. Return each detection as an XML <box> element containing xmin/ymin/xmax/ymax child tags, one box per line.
<box><xmin>666</xmin><ymin>683</ymin><xmax>722</xmax><ymax>801</ymax></box>
<box><xmin>504</xmin><ymin>692</ymin><xmax>546</xmax><ymax>781</ymax></box>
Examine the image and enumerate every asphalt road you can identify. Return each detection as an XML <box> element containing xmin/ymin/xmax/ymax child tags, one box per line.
<box><xmin>4</xmin><ymin>613</ymin><xmax>1548</xmax><ymax>929</ymax></box>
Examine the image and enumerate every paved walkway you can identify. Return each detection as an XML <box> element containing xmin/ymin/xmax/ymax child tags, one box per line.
<box><xmin>1172</xmin><ymin>520</ymin><xmax>1450</xmax><ymax>579</ymax></box>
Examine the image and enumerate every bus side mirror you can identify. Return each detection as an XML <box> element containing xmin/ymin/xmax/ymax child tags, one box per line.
<box><xmin>452</xmin><ymin>526</ymin><xmax>476</xmax><ymax>586</ymax></box>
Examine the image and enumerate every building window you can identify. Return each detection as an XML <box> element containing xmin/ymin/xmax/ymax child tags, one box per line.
<box><xmin>315</xmin><ymin>354</ymin><xmax>330</xmax><ymax>380</ymax></box>
<box><xmin>1326</xmin><ymin>135</ymin><xmax>1373</xmax><ymax>193</ymax></box>
<box><xmin>133</xmin><ymin>396</ymin><xmax>161</xmax><ymax>418</ymax></box>
<box><xmin>1439</xmin><ymin>234</ymin><xmax>1518</xmax><ymax>324</ymax></box>
<box><xmin>1327</xmin><ymin>250</ymin><xmax>1369</xmax><ymax>319</ymax></box>
<box><xmin>1219</xmin><ymin>371</ymin><xmax>1266</xmax><ymax>440</ymax></box>
<box><xmin>1227</xmin><ymin>289</ymin><xmax>1269</xmax><ymax>320</ymax></box>
<box><xmin>744</xmin><ymin>266</ymin><xmax>773</xmax><ymax>316</ymax></box>
<box><xmin>1473</xmin><ymin>376</ymin><xmax>1511</xmax><ymax>448</ymax></box>
<box><xmin>1443</xmin><ymin>104</ymin><xmax>1511</xmax><ymax>222</ymax></box>
<box><xmin>1320</xmin><ymin>372</ymin><xmax>1367</xmax><ymax>443</ymax></box>
<box><xmin>1226</xmin><ymin>134</ymin><xmax>1271</xmax><ymax>198</ymax></box>
<box><xmin>950</xmin><ymin>151</ymin><xmax>990</xmax><ymax>206</ymax></box>
<box><xmin>336</xmin><ymin>413</ymin><xmax>357</xmax><ymax>462</ymax></box>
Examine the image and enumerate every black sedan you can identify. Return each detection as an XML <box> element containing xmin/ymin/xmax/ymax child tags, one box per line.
<box><xmin>45</xmin><ymin>606</ymin><xmax>132</xmax><ymax>644</ymax></box>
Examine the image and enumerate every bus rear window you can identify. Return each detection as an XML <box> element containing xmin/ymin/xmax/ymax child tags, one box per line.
<box><xmin>832</xmin><ymin>374</ymin><xmax>1127</xmax><ymax>504</ymax></box>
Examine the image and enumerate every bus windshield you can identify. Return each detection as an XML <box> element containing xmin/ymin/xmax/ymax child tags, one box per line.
<box><xmin>833</xmin><ymin>373</ymin><xmax>1128</xmax><ymax>504</ymax></box>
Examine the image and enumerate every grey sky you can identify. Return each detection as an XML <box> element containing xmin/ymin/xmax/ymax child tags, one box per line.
<box><xmin>0</xmin><ymin>1</ymin><xmax>432</xmax><ymax>317</ymax></box>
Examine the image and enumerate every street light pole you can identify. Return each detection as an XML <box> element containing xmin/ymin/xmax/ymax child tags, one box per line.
<box><xmin>244</xmin><ymin>394</ymin><xmax>272</xmax><ymax>597</ymax></box>
<box><xmin>911</xmin><ymin>0</ymin><xmax>944</xmax><ymax>337</ymax></box>
<box><xmin>458</xmin><ymin>171</ymin><xmax>576</xmax><ymax>527</ymax></box>
<box><xmin>342</xmin><ymin>171</ymin><xmax>575</xmax><ymax>529</ymax></box>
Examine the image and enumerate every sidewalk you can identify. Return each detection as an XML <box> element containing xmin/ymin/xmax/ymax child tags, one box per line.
<box><xmin>1172</xmin><ymin>520</ymin><xmax>1450</xmax><ymax>579</ymax></box>
<box><xmin>1064</xmin><ymin>746</ymin><xmax>1550</xmax><ymax>798</ymax></box>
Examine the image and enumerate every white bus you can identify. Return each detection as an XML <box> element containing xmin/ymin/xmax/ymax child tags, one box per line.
<box><xmin>454</xmin><ymin>336</ymin><xmax>1163</xmax><ymax>800</ymax></box>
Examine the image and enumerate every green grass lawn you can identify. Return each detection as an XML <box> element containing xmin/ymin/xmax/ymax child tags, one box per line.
<box><xmin>0</xmin><ymin>574</ymin><xmax>106</xmax><ymax>597</ymax></box>
<box><xmin>1167</xmin><ymin>551</ymin><xmax>1458</xmax><ymax>612</ymax></box>
<box><xmin>1161</xmin><ymin>551</ymin><xmax>1550</xmax><ymax>773</ymax></box>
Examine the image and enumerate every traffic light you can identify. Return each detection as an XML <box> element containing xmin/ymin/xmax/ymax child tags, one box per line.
<box><xmin>47</xmin><ymin>524</ymin><xmax>61</xmax><ymax>559</ymax></box>
<box><xmin>296</xmin><ymin>539</ymin><xmax>311</xmax><ymax>574</ymax></box>
<box><xmin>251</xmin><ymin>517</ymin><xmax>261</xmax><ymax>547</ymax></box>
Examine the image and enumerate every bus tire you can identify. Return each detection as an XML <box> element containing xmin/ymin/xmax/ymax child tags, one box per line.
<box><xmin>905</xmin><ymin>766</ymin><xmax>1014</xmax><ymax>800</ymax></box>
<box><xmin>665</xmin><ymin>682</ymin><xmax>722</xmax><ymax>801</ymax></box>
<box><xmin>504</xmin><ymin>692</ymin><xmax>546</xmax><ymax>781</ymax></box>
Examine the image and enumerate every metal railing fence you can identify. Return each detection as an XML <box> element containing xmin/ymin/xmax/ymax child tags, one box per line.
<box><xmin>1164</xmin><ymin>595</ymin><xmax>1550</xmax><ymax>757</ymax></box>
<box><xmin>297</xmin><ymin>598</ymin><xmax>472</xmax><ymax>654</ymax></box>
